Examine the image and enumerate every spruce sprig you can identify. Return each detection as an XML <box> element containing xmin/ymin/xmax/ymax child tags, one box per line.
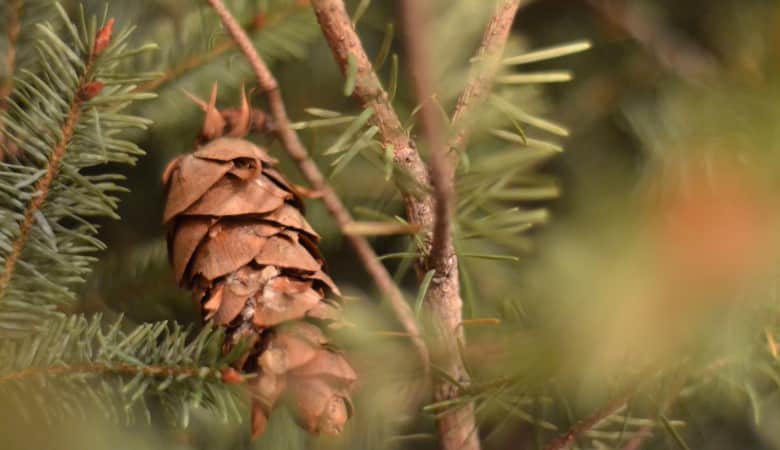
<box><xmin>0</xmin><ymin>314</ymin><xmax>246</xmax><ymax>427</ymax></box>
<box><xmin>0</xmin><ymin>3</ymin><xmax>155</xmax><ymax>336</ymax></box>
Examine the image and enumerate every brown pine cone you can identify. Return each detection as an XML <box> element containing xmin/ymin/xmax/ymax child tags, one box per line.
<box><xmin>162</xmin><ymin>90</ymin><xmax>355</xmax><ymax>437</ymax></box>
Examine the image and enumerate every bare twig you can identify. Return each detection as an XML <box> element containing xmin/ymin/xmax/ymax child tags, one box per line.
<box><xmin>204</xmin><ymin>0</ymin><xmax>430</xmax><ymax>373</ymax></box>
<box><xmin>399</xmin><ymin>0</ymin><xmax>452</xmax><ymax>276</ymax></box>
<box><xmin>311</xmin><ymin>2</ymin><xmax>521</xmax><ymax>449</ymax></box>
<box><xmin>310</xmin><ymin>2</ymin><xmax>467</xmax><ymax>448</ymax></box>
<box><xmin>399</xmin><ymin>2</ymin><xmax>480</xmax><ymax>449</ymax></box>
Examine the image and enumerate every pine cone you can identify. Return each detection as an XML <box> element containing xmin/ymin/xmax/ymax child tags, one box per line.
<box><xmin>162</xmin><ymin>89</ymin><xmax>355</xmax><ymax>437</ymax></box>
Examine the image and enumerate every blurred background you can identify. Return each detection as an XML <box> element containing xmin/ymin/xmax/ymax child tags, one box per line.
<box><xmin>4</xmin><ymin>0</ymin><xmax>780</xmax><ymax>449</ymax></box>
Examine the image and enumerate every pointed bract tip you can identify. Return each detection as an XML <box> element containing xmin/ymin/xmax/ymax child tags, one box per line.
<box><xmin>93</xmin><ymin>18</ymin><xmax>115</xmax><ymax>56</ymax></box>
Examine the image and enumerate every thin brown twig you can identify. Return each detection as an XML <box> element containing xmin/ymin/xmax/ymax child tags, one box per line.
<box><xmin>405</xmin><ymin>2</ymin><xmax>520</xmax><ymax>449</ymax></box>
<box><xmin>312</xmin><ymin>0</ymin><xmax>517</xmax><ymax>449</ymax></box>
<box><xmin>204</xmin><ymin>0</ymin><xmax>430</xmax><ymax>373</ymax></box>
<box><xmin>310</xmin><ymin>0</ymin><xmax>435</xmax><ymax>238</ymax></box>
<box><xmin>399</xmin><ymin>2</ymin><xmax>477</xmax><ymax>449</ymax></box>
<box><xmin>399</xmin><ymin>0</ymin><xmax>452</xmax><ymax>276</ymax></box>
<box><xmin>310</xmin><ymin>2</ymin><xmax>523</xmax><ymax>449</ymax></box>
<box><xmin>0</xmin><ymin>22</ymin><xmax>109</xmax><ymax>301</ymax></box>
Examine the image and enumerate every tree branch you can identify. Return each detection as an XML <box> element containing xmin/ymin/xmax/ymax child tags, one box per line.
<box><xmin>0</xmin><ymin>363</ymin><xmax>232</xmax><ymax>386</ymax></box>
<box><xmin>396</xmin><ymin>3</ymin><xmax>479</xmax><ymax>448</ymax></box>
<box><xmin>310</xmin><ymin>2</ymin><xmax>521</xmax><ymax>449</ymax></box>
<box><xmin>204</xmin><ymin>0</ymin><xmax>430</xmax><ymax>374</ymax></box>
<box><xmin>399</xmin><ymin>0</ymin><xmax>452</xmax><ymax>275</ymax></box>
<box><xmin>0</xmin><ymin>20</ymin><xmax>111</xmax><ymax>301</ymax></box>
<box><xmin>310</xmin><ymin>0</ymin><xmax>435</xmax><ymax>244</ymax></box>
<box><xmin>543</xmin><ymin>391</ymin><xmax>632</xmax><ymax>450</ymax></box>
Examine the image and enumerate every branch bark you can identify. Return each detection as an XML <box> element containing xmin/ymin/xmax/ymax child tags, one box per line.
<box><xmin>204</xmin><ymin>0</ymin><xmax>430</xmax><ymax>373</ymax></box>
<box><xmin>310</xmin><ymin>2</ymin><xmax>520</xmax><ymax>450</ymax></box>
<box><xmin>399</xmin><ymin>0</ymin><xmax>452</xmax><ymax>276</ymax></box>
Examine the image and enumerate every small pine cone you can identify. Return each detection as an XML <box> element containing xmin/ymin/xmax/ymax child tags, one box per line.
<box><xmin>163</xmin><ymin>137</ymin><xmax>356</xmax><ymax>437</ymax></box>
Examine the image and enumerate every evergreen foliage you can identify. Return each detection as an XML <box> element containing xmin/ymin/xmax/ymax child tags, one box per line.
<box><xmin>0</xmin><ymin>314</ymin><xmax>244</xmax><ymax>427</ymax></box>
<box><xmin>0</xmin><ymin>3</ymin><xmax>154</xmax><ymax>335</ymax></box>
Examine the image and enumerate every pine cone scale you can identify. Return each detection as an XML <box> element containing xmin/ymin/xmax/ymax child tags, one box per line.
<box><xmin>163</xmin><ymin>156</ymin><xmax>232</xmax><ymax>222</ymax></box>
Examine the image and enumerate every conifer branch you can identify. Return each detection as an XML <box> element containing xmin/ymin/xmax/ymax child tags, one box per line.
<box><xmin>310</xmin><ymin>0</ymin><xmax>435</xmax><ymax>235</ymax></box>
<box><xmin>397</xmin><ymin>2</ymin><xmax>482</xmax><ymax>448</ymax></box>
<box><xmin>399</xmin><ymin>0</ymin><xmax>453</xmax><ymax>276</ymax></box>
<box><xmin>0</xmin><ymin>363</ymin><xmax>217</xmax><ymax>385</ymax></box>
<box><xmin>308</xmin><ymin>2</ymin><xmax>528</xmax><ymax>450</ymax></box>
<box><xmin>543</xmin><ymin>391</ymin><xmax>633</xmax><ymax>450</ymax></box>
<box><xmin>0</xmin><ymin>20</ymin><xmax>110</xmax><ymax>302</ymax></box>
<box><xmin>0</xmin><ymin>315</ymin><xmax>246</xmax><ymax>425</ymax></box>
<box><xmin>620</xmin><ymin>379</ymin><xmax>686</xmax><ymax>450</ymax></box>
<box><xmin>204</xmin><ymin>0</ymin><xmax>430</xmax><ymax>373</ymax></box>
<box><xmin>0</xmin><ymin>7</ymin><xmax>154</xmax><ymax>334</ymax></box>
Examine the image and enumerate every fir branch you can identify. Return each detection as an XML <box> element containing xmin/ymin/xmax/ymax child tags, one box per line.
<box><xmin>620</xmin><ymin>378</ymin><xmax>686</xmax><ymax>450</ymax></box>
<box><xmin>0</xmin><ymin>19</ymin><xmax>107</xmax><ymax>302</ymax></box>
<box><xmin>0</xmin><ymin>362</ymin><xmax>204</xmax><ymax>385</ymax></box>
<box><xmin>204</xmin><ymin>0</ymin><xmax>430</xmax><ymax>374</ymax></box>
<box><xmin>309</xmin><ymin>2</ymin><xmax>525</xmax><ymax>450</ymax></box>
<box><xmin>543</xmin><ymin>391</ymin><xmax>633</xmax><ymax>450</ymax></box>
<box><xmin>310</xmin><ymin>0</ymin><xmax>435</xmax><ymax>236</ymax></box>
<box><xmin>0</xmin><ymin>315</ymin><xmax>245</xmax><ymax>426</ymax></box>
<box><xmin>0</xmin><ymin>5</ymin><xmax>155</xmax><ymax>334</ymax></box>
